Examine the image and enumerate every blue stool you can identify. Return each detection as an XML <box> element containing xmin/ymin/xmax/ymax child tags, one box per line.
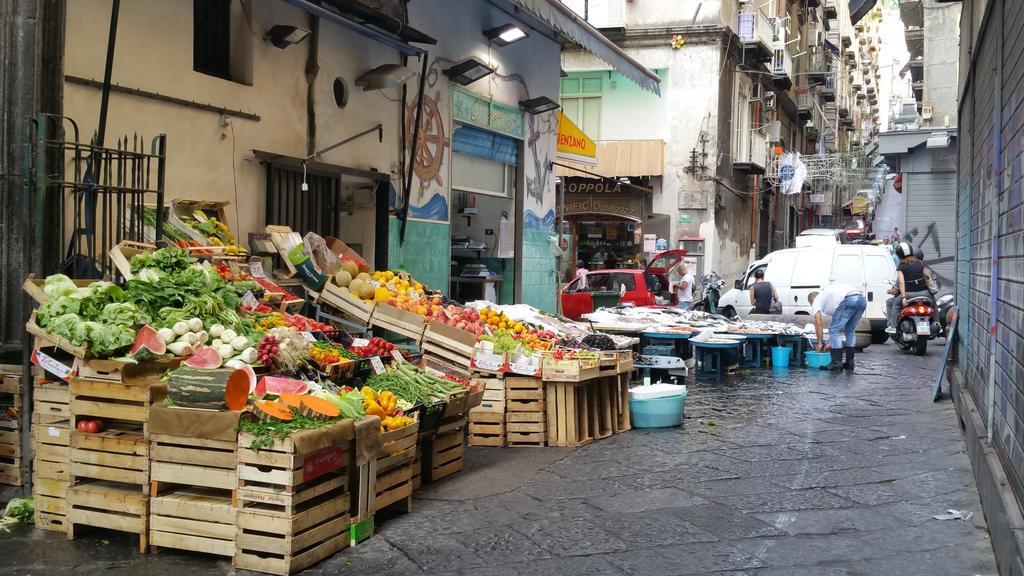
<box><xmin>692</xmin><ymin>341</ymin><xmax>742</xmax><ymax>380</ymax></box>
<box><xmin>775</xmin><ymin>334</ymin><xmax>806</xmax><ymax>367</ymax></box>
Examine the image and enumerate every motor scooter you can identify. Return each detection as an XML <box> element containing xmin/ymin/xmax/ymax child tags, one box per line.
<box><xmin>691</xmin><ymin>272</ymin><xmax>725</xmax><ymax>314</ymax></box>
<box><xmin>891</xmin><ymin>294</ymin><xmax>941</xmax><ymax>355</ymax></box>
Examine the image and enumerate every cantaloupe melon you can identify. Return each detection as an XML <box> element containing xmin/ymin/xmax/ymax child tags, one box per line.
<box><xmin>349</xmin><ymin>278</ymin><xmax>366</xmax><ymax>297</ymax></box>
<box><xmin>341</xmin><ymin>260</ymin><xmax>359</xmax><ymax>278</ymax></box>
<box><xmin>334</xmin><ymin>269</ymin><xmax>353</xmax><ymax>288</ymax></box>
<box><xmin>356</xmin><ymin>272</ymin><xmax>370</xmax><ymax>282</ymax></box>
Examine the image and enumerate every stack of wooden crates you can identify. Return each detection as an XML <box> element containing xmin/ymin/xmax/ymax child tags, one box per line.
<box><xmin>505</xmin><ymin>377</ymin><xmax>546</xmax><ymax>446</ymax></box>
<box><xmin>0</xmin><ymin>365</ymin><xmax>23</xmax><ymax>487</ymax></box>
<box><xmin>66</xmin><ymin>362</ymin><xmax>166</xmax><ymax>552</ymax></box>
<box><xmin>467</xmin><ymin>376</ymin><xmax>505</xmax><ymax>447</ymax></box>
<box><xmin>31</xmin><ymin>360</ymin><xmax>71</xmax><ymax>533</ymax></box>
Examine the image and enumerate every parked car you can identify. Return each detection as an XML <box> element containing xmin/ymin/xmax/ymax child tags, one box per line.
<box><xmin>717</xmin><ymin>244</ymin><xmax>896</xmax><ymax>343</ymax></box>
<box><xmin>844</xmin><ymin>217</ymin><xmax>868</xmax><ymax>240</ymax></box>
<box><xmin>560</xmin><ymin>250</ymin><xmax>688</xmax><ymax>320</ymax></box>
<box><xmin>794</xmin><ymin>228</ymin><xmax>851</xmax><ymax>247</ymax></box>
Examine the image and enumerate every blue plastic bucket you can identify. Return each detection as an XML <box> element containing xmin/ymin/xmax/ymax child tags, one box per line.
<box><xmin>629</xmin><ymin>391</ymin><xmax>687</xmax><ymax>428</ymax></box>
<box><xmin>771</xmin><ymin>346</ymin><xmax>792</xmax><ymax>366</ymax></box>
<box><xmin>805</xmin><ymin>351</ymin><xmax>832</xmax><ymax>368</ymax></box>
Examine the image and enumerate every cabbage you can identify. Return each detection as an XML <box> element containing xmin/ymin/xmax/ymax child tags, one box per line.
<box><xmin>136</xmin><ymin>268</ymin><xmax>164</xmax><ymax>283</ymax></box>
<box><xmin>42</xmin><ymin>275</ymin><xmax>78</xmax><ymax>299</ymax></box>
<box><xmin>97</xmin><ymin>302</ymin><xmax>150</xmax><ymax>327</ymax></box>
<box><xmin>88</xmin><ymin>324</ymin><xmax>136</xmax><ymax>357</ymax></box>
<box><xmin>46</xmin><ymin>313</ymin><xmax>84</xmax><ymax>343</ymax></box>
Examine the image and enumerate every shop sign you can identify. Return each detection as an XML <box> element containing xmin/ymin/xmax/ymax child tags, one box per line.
<box><xmin>564</xmin><ymin>177</ymin><xmax>625</xmax><ymax>195</ymax></box>
<box><xmin>643</xmin><ymin>234</ymin><xmax>657</xmax><ymax>252</ymax></box>
<box><xmin>563</xmin><ymin>196</ymin><xmax>642</xmax><ymax>220</ymax></box>
<box><xmin>678</xmin><ymin>213</ymin><xmax>692</xmax><ymax>223</ymax></box>
<box><xmin>656</xmin><ymin>238</ymin><xmax>669</xmax><ymax>251</ymax></box>
<box><xmin>556</xmin><ymin>112</ymin><xmax>597</xmax><ymax>164</ymax></box>
<box><xmin>809</xmin><ymin>193</ymin><xmax>825</xmax><ymax>204</ymax></box>
<box><xmin>452</xmin><ymin>87</ymin><xmax>524</xmax><ymax>139</ymax></box>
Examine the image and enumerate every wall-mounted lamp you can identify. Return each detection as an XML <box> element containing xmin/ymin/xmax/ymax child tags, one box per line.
<box><xmin>484</xmin><ymin>23</ymin><xmax>528</xmax><ymax>46</ymax></box>
<box><xmin>265</xmin><ymin>25</ymin><xmax>311</xmax><ymax>49</ymax></box>
<box><xmin>443</xmin><ymin>58</ymin><xmax>495</xmax><ymax>85</ymax></box>
<box><xmin>356</xmin><ymin>64</ymin><xmax>415</xmax><ymax>91</ymax></box>
<box><xmin>519</xmin><ymin>96</ymin><xmax>560</xmax><ymax>115</ymax></box>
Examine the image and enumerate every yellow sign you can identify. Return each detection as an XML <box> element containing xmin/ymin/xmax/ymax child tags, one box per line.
<box><xmin>556</xmin><ymin>112</ymin><xmax>596</xmax><ymax>163</ymax></box>
<box><xmin>851</xmin><ymin>196</ymin><xmax>867</xmax><ymax>215</ymax></box>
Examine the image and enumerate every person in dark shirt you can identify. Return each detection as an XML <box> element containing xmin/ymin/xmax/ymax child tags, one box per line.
<box><xmin>748</xmin><ymin>269</ymin><xmax>777</xmax><ymax>314</ymax></box>
<box><xmin>885</xmin><ymin>242</ymin><xmax>934</xmax><ymax>333</ymax></box>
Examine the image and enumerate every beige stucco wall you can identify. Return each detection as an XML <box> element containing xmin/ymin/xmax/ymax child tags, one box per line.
<box><xmin>63</xmin><ymin>0</ymin><xmax>404</xmax><ymax>254</ymax></box>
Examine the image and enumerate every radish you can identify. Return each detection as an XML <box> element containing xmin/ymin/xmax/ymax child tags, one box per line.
<box><xmin>208</xmin><ymin>324</ymin><xmax>225</xmax><ymax>339</ymax></box>
<box><xmin>221</xmin><ymin>329</ymin><xmax>238</xmax><ymax>343</ymax></box>
<box><xmin>167</xmin><ymin>341</ymin><xmax>193</xmax><ymax>356</ymax></box>
<box><xmin>172</xmin><ymin>321</ymin><xmax>190</xmax><ymax>336</ymax></box>
<box><xmin>240</xmin><ymin>347</ymin><xmax>258</xmax><ymax>363</ymax></box>
<box><xmin>157</xmin><ymin>328</ymin><xmax>176</xmax><ymax>344</ymax></box>
<box><xmin>187</xmin><ymin>318</ymin><xmax>204</xmax><ymax>332</ymax></box>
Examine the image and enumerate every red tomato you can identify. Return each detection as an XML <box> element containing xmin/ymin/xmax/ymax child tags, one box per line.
<box><xmin>83</xmin><ymin>420</ymin><xmax>100</xmax><ymax>434</ymax></box>
<box><xmin>91</xmin><ymin>419</ymin><xmax>104</xmax><ymax>433</ymax></box>
<box><xmin>76</xmin><ymin>419</ymin><xmax>90</xmax><ymax>432</ymax></box>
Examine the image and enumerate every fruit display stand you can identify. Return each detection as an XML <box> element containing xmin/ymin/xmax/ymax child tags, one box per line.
<box><xmin>0</xmin><ymin>364</ymin><xmax>23</xmax><ymax>486</ymax></box>
<box><xmin>235</xmin><ymin>419</ymin><xmax>354</xmax><ymax>576</ymax></box>
<box><xmin>148</xmin><ymin>405</ymin><xmax>242</xmax><ymax>557</ymax></box>
<box><xmin>66</xmin><ymin>361</ymin><xmax>169</xmax><ymax>553</ymax></box>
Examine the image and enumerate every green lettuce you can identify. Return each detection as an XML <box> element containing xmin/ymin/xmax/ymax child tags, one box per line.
<box><xmin>42</xmin><ymin>275</ymin><xmax>78</xmax><ymax>299</ymax></box>
<box><xmin>98</xmin><ymin>302</ymin><xmax>150</xmax><ymax>327</ymax></box>
<box><xmin>37</xmin><ymin>296</ymin><xmax>82</xmax><ymax>326</ymax></box>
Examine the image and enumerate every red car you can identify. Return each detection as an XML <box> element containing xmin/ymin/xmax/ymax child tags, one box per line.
<box><xmin>844</xmin><ymin>217</ymin><xmax>867</xmax><ymax>239</ymax></box>
<box><xmin>560</xmin><ymin>250</ymin><xmax>688</xmax><ymax>320</ymax></box>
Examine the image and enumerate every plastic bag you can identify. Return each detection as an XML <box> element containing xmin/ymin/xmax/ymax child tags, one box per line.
<box><xmin>302</xmin><ymin>232</ymin><xmax>342</xmax><ymax>276</ymax></box>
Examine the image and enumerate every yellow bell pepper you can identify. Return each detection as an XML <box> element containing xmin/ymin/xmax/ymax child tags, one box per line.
<box><xmin>364</xmin><ymin>398</ymin><xmax>386</xmax><ymax>418</ymax></box>
<box><xmin>361</xmin><ymin>386</ymin><xmax>377</xmax><ymax>402</ymax></box>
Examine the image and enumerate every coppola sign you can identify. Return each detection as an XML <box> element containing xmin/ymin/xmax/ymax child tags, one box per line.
<box><xmin>563</xmin><ymin>196</ymin><xmax>642</xmax><ymax>220</ymax></box>
<box><xmin>564</xmin><ymin>177</ymin><xmax>624</xmax><ymax>195</ymax></box>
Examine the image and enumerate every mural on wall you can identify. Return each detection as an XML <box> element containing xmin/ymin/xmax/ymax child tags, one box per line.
<box><xmin>405</xmin><ymin>64</ymin><xmax>450</xmax><ymax>222</ymax></box>
<box><xmin>524</xmin><ymin>110</ymin><xmax>556</xmax><ymax>232</ymax></box>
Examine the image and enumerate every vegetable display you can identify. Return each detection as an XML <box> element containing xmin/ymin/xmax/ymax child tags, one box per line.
<box><xmin>364</xmin><ymin>360</ymin><xmax>464</xmax><ymax>405</ymax></box>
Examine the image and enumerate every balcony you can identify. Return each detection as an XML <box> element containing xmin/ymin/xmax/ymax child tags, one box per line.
<box><xmin>797</xmin><ymin>88</ymin><xmax>814</xmax><ymax>120</ymax></box>
<box><xmin>807</xmin><ymin>0</ymin><xmax>820</xmax><ymax>6</ymax></box>
<box><xmin>842</xmin><ymin>33</ymin><xmax>852</xmax><ymax>48</ymax></box>
<box><xmin>820</xmin><ymin>74</ymin><xmax>836</xmax><ymax>102</ymax></box>
<box><xmin>733</xmin><ymin>129</ymin><xmax>767</xmax><ymax>174</ymax></box>
<box><xmin>908</xmin><ymin>57</ymin><xmax>924</xmax><ymax>82</ymax></box>
<box><xmin>824</xmin><ymin>0</ymin><xmax>838</xmax><ymax>19</ymax></box>
<box><xmin>770</xmin><ymin>49</ymin><xmax>794</xmax><ymax>90</ymax></box>
<box><xmin>900</xmin><ymin>0</ymin><xmax>924</xmax><ymax>29</ymax></box>
<box><xmin>807</xmin><ymin>50</ymin><xmax>829</xmax><ymax>84</ymax></box>
<box><xmin>904</xmin><ymin>26</ymin><xmax>924</xmax><ymax>59</ymax></box>
<box><xmin>739</xmin><ymin>9</ymin><xmax>774</xmax><ymax>63</ymax></box>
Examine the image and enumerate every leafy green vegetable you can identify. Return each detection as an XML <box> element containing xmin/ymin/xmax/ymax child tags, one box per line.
<box><xmin>238</xmin><ymin>413</ymin><xmax>347</xmax><ymax>451</ymax></box>
<box><xmin>37</xmin><ymin>296</ymin><xmax>82</xmax><ymax>326</ymax></box>
<box><xmin>42</xmin><ymin>275</ymin><xmax>77</xmax><ymax>299</ymax></box>
<box><xmin>98</xmin><ymin>302</ymin><xmax>150</xmax><ymax>327</ymax></box>
<box><xmin>1</xmin><ymin>496</ymin><xmax>34</xmax><ymax>531</ymax></box>
<box><xmin>129</xmin><ymin>247</ymin><xmax>193</xmax><ymax>274</ymax></box>
<box><xmin>78</xmin><ymin>282</ymin><xmax>125</xmax><ymax>319</ymax></box>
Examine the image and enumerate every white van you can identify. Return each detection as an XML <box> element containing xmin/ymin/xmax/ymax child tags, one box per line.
<box><xmin>717</xmin><ymin>245</ymin><xmax>896</xmax><ymax>342</ymax></box>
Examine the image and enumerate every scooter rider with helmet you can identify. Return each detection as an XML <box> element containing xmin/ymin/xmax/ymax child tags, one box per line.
<box><xmin>885</xmin><ymin>242</ymin><xmax>935</xmax><ymax>334</ymax></box>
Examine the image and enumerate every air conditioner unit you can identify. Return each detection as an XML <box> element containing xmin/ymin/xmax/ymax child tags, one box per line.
<box><xmin>749</xmin><ymin>83</ymin><xmax>762</xmax><ymax>101</ymax></box>
<box><xmin>763</xmin><ymin>92</ymin><xmax>777</xmax><ymax>111</ymax></box>
<box><xmin>921</xmin><ymin>106</ymin><xmax>933</xmax><ymax>120</ymax></box>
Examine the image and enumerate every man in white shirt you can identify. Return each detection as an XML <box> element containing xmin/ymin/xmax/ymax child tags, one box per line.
<box><xmin>671</xmin><ymin>265</ymin><xmax>695</xmax><ymax>309</ymax></box>
<box><xmin>808</xmin><ymin>283</ymin><xmax>867</xmax><ymax>371</ymax></box>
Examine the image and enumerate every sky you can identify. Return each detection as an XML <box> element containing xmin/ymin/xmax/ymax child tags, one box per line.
<box><xmin>878</xmin><ymin>2</ymin><xmax>912</xmax><ymax>131</ymax></box>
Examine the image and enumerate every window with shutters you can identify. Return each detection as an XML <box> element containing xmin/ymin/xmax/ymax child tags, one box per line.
<box><xmin>733</xmin><ymin>74</ymin><xmax>753</xmax><ymax>161</ymax></box>
<box><xmin>560</xmin><ymin>76</ymin><xmax>603</xmax><ymax>140</ymax></box>
<box><xmin>193</xmin><ymin>0</ymin><xmax>254</xmax><ymax>84</ymax></box>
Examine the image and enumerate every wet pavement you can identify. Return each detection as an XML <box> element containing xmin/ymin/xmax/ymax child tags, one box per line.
<box><xmin>0</xmin><ymin>342</ymin><xmax>998</xmax><ymax>575</ymax></box>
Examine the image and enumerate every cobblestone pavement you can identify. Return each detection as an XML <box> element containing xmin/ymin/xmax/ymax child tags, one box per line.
<box><xmin>0</xmin><ymin>343</ymin><xmax>998</xmax><ymax>575</ymax></box>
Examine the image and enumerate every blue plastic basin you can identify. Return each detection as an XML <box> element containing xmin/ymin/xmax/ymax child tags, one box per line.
<box><xmin>629</xmin><ymin>391</ymin><xmax>687</xmax><ymax>428</ymax></box>
<box><xmin>771</xmin><ymin>346</ymin><xmax>792</xmax><ymax>366</ymax></box>
<box><xmin>805</xmin><ymin>351</ymin><xmax>832</xmax><ymax>368</ymax></box>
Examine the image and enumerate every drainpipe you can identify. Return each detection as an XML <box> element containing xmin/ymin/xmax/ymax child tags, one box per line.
<box><xmin>399</xmin><ymin>54</ymin><xmax>428</xmax><ymax>245</ymax></box>
<box><xmin>987</xmin><ymin>0</ymin><xmax>1003</xmax><ymax>446</ymax></box>
<box><xmin>305</xmin><ymin>16</ymin><xmax>320</xmax><ymax>157</ymax></box>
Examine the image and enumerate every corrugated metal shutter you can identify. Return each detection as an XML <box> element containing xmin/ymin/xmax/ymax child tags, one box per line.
<box><xmin>904</xmin><ymin>171</ymin><xmax>957</xmax><ymax>285</ymax></box>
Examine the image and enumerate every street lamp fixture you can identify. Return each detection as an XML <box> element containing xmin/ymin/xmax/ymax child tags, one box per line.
<box><xmin>265</xmin><ymin>24</ymin><xmax>311</xmax><ymax>49</ymax></box>
<box><xmin>443</xmin><ymin>58</ymin><xmax>495</xmax><ymax>85</ymax></box>
<box><xmin>356</xmin><ymin>64</ymin><xmax>415</xmax><ymax>90</ymax></box>
<box><xmin>519</xmin><ymin>96</ymin><xmax>560</xmax><ymax>115</ymax></box>
<box><xmin>484</xmin><ymin>23</ymin><xmax>528</xmax><ymax>46</ymax></box>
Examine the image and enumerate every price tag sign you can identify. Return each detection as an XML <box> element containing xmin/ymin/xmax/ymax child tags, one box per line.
<box><xmin>351</xmin><ymin>338</ymin><xmax>370</xmax><ymax>348</ymax></box>
<box><xmin>47</xmin><ymin>426</ymin><xmax>62</xmax><ymax>438</ymax></box>
<box><xmin>390</xmin><ymin>349</ymin><xmax>404</xmax><ymax>363</ymax></box>
<box><xmin>249</xmin><ymin>260</ymin><xmax>266</xmax><ymax>278</ymax></box>
<box><xmin>300</xmin><ymin>331</ymin><xmax>316</xmax><ymax>342</ymax></box>
<box><xmin>386</xmin><ymin>281</ymin><xmax>397</xmax><ymax>292</ymax></box>
<box><xmin>32</xmin><ymin>350</ymin><xmax>75</xmax><ymax>382</ymax></box>
<box><xmin>408</xmin><ymin>290</ymin><xmax>421</xmax><ymax>301</ymax></box>
<box><xmin>366</xmin><ymin>279</ymin><xmax>380</xmax><ymax>289</ymax></box>
<box><xmin>242</xmin><ymin>291</ymin><xmax>260</xmax><ymax>309</ymax></box>
<box><xmin>370</xmin><ymin>356</ymin><xmax>386</xmax><ymax>374</ymax></box>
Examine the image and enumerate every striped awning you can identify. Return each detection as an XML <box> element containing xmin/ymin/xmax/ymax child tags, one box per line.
<box><xmin>555</xmin><ymin>139</ymin><xmax>664</xmax><ymax>178</ymax></box>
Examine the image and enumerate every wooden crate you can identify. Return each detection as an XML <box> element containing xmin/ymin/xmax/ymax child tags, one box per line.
<box><xmin>317</xmin><ymin>282</ymin><xmax>374</xmax><ymax>325</ymax></box>
<box><xmin>35</xmin><ymin>380</ymin><xmax>71</xmax><ymax>424</ymax></box>
<box><xmin>70</xmin><ymin>376</ymin><xmax>161</xmax><ymax>425</ymax></box>
<box><xmin>372</xmin><ymin>418</ymin><xmax>418</xmax><ymax>514</ymax></box>
<box><xmin>150</xmin><ymin>434</ymin><xmax>237</xmax><ymax>494</ymax></box>
<box><xmin>369</xmin><ymin>303</ymin><xmax>426</xmax><ymax>343</ymax></box>
<box><xmin>150</xmin><ymin>487</ymin><xmax>236</xmax><ymax>557</ymax></box>
<box><xmin>544</xmin><ymin>381</ymin><xmax>595</xmax><ymax>448</ymax></box>
<box><xmin>467</xmin><ymin>408</ymin><xmax>505</xmax><ymax>447</ymax></box>
<box><xmin>236</xmin><ymin>433</ymin><xmax>349</xmax><ymax>515</ymax></box>
<box><xmin>420</xmin><ymin>321</ymin><xmax>476</xmax><ymax>369</ymax></box>
<box><xmin>71</xmin><ymin>428</ymin><xmax>149</xmax><ymax>488</ymax></box>
<box><xmin>541</xmin><ymin>356</ymin><xmax>600</xmax><ymax>382</ymax></box>
<box><xmin>67</xmin><ymin>480</ymin><xmax>149</xmax><ymax>553</ymax></box>
<box><xmin>235</xmin><ymin>495</ymin><xmax>351</xmax><ymax>575</ymax></box>
<box><xmin>426</xmin><ymin>421</ymin><xmax>465</xmax><ymax>483</ymax></box>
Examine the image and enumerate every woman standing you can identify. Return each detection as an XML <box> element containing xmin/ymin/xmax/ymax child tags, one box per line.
<box><xmin>748</xmin><ymin>269</ymin><xmax>778</xmax><ymax>314</ymax></box>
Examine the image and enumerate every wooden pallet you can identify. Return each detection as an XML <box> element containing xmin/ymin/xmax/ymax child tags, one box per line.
<box><xmin>235</xmin><ymin>494</ymin><xmax>351</xmax><ymax>575</ymax></box>
<box><xmin>467</xmin><ymin>408</ymin><xmax>505</xmax><ymax>447</ymax></box>
<box><xmin>427</xmin><ymin>425</ymin><xmax>465</xmax><ymax>483</ymax></box>
<box><xmin>150</xmin><ymin>487</ymin><xmax>236</xmax><ymax>557</ymax></box>
<box><xmin>544</xmin><ymin>380</ymin><xmax>595</xmax><ymax>448</ymax></box>
<box><xmin>420</xmin><ymin>321</ymin><xmax>476</xmax><ymax>369</ymax></box>
<box><xmin>150</xmin><ymin>434</ymin><xmax>237</xmax><ymax>495</ymax></box>
<box><xmin>67</xmin><ymin>480</ymin><xmax>149</xmax><ymax>553</ymax></box>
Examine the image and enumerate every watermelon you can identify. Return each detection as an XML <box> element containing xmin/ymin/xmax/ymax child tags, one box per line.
<box><xmin>254</xmin><ymin>375</ymin><xmax>309</xmax><ymax>399</ymax></box>
<box><xmin>184</xmin><ymin>346</ymin><xmax>223</xmax><ymax>369</ymax></box>
<box><xmin>129</xmin><ymin>325</ymin><xmax>166</xmax><ymax>359</ymax></box>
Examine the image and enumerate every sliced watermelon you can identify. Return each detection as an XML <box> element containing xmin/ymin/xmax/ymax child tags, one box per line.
<box><xmin>183</xmin><ymin>346</ymin><xmax>223</xmax><ymax>369</ymax></box>
<box><xmin>254</xmin><ymin>375</ymin><xmax>309</xmax><ymax>399</ymax></box>
<box><xmin>129</xmin><ymin>325</ymin><xmax>166</xmax><ymax>359</ymax></box>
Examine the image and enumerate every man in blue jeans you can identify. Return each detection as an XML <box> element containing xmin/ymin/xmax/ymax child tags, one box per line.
<box><xmin>808</xmin><ymin>284</ymin><xmax>868</xmax><ymax>372</ymax></box>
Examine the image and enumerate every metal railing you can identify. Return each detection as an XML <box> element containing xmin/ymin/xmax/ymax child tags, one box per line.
<box><xmin>739</xmin><ymin>8</ymin><xmax>773</xmax><ymax>48</ymax></box>
<box><xmin>797</xmin><ymin>88</ymin><xmax>815</xmax><ymax>110</ymax></box>
<box><xmin>772</xmin><ymin>49</ymin><xmax>793</xmax><ymax>78</ymax></box>
<box><xmin>735</xmin><ymin>128</ymin><xmax>768</xmax><ymax>168</ymax></box>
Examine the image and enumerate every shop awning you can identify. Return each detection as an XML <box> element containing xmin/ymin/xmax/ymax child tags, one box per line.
<box><xmin>279</xmin><ymin>0</ymin><xmax>427</xmax><ymax>55</ymax></box>
<box><xmin>849</xmin><ymin>0</ymin><xmax>877</xmax><ymax>25</ymax></box>
<box><xmin>555</xmin><ymin>140</ymin><xmax>665</xmax><ymax>178</ymax></box>
<box><xmin>495</xmin><ymin>0</ymin><xmax>661</xmax><ymax>95</ymax></box>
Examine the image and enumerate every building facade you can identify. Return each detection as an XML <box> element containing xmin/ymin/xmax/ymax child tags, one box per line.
<box><xmin>952</xmin><ymin>0</ymin><xmax>1024</xmax><ymax>572</ymax></box>
<box><xmin>558</xmin><ymin>0</ymin><xmax>881</xmax><ymax>286</ymax></box>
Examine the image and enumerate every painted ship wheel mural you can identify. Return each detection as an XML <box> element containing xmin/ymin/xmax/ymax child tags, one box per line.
<box><xmin>406</xmin><ymin>92</ymin><xmax>449</xmax><ymax>197</ymax></box>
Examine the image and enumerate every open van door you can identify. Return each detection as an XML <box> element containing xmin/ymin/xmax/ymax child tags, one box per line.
<box><xmin>645</xmin><ymin>249</ymin><xmax>687</xmax><ymax>302</ymax></box>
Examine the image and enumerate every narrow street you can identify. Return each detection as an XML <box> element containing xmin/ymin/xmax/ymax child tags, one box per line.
<box><xmin>0</xmin><ymin>343</ymin><xmax>997</xmax><ymax>575</ymax></box>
